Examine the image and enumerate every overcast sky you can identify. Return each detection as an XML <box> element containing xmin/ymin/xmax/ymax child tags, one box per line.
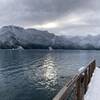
<box><xmin>0</xmin><ymin>0</ymin><xmax>100</xmax><ymax>36</ymax></box>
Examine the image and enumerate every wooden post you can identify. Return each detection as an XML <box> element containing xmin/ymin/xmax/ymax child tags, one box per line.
<box><xmin>88</xmin><ymin>65</ymin><xmax>91</xmax><ymax>83</ymax></box>
<box><xmin>84</xmin><ymin>69</ymin><xmax>88</xmax><ymax>93</ymax></box>
<box><xmin>76</xmin><ymin>77</ymin><xmax>81</xmax><ymax>100</ymax></box>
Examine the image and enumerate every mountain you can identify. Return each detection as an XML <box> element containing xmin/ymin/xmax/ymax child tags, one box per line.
<box><xmin>0</xmin><ymin>25</ymin><xmax>55</xmax><ymax>49</ymax></box>
<box><xmin>0</xmin><ymin>25</ymin><xmax>100</xmax><ymax>49</ymax></box>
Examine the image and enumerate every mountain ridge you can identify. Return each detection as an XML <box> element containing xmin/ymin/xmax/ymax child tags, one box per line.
<box><xmin>0</xmin><ymin>25</ymin><xmax>100</xmax><ymax>49</ymax></box>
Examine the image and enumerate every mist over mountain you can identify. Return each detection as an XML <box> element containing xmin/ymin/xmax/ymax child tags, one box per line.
<box><xmin>0</xmin><ymin>25</ymin><xmax>100</xmax><ymax>49</ymax></box>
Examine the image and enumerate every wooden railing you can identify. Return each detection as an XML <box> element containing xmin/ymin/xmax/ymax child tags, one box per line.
<box><xmin>53</xmin><ymin>60</ymin><xmax>96</xmax><ymax>100</ymax></box>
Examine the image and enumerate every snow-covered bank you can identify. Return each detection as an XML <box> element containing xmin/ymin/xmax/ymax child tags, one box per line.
<box><xmin>84</xmin><ymin>67</ymin><xmax>100</xmax><ymax>100</ymax></box>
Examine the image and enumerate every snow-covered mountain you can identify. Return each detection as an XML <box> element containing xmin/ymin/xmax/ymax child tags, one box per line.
<box><xmin>0</xmin><ymin>25</ymin><xmax>100</xmax><ymax>49</ymax></box>
<box><xmin>54</xmin><ymin>35</ymin><xmax>100</xmax><ymax>49</ymax></box>
<box><xmin>0</xmin><ymin>25</ymin><xmax>55</xmax><ymax>49</ymax></box>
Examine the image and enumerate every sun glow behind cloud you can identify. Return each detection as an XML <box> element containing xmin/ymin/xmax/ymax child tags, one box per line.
<box><xmin>32</xmin><ymin>22</ymin><xmax>59</xmax><ymax>29</ymax></box>
<box><xmin>30</xmin><ymin>11</ymin><xmax>99</xmax><ymax>36</ymax></box>
<box><xmin>32</xmin><ymin>14</ymin><xmax>86</xmax><ymax>30</ymax></box>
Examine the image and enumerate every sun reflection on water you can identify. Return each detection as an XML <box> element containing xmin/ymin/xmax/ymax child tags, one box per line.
<box><xmin>35</xmin><ymin>53</ymin><xmax>58</xmax><ymax>91</ymax></box>
<box><xmin>23</xmin><ymin>53</ymin><xmax>58</xmax><ymax>92</ymax></box>
<box><xmin>42</xmin><ymin>54</ymin><xmax>57</xmax><ymax>81</ymax></box>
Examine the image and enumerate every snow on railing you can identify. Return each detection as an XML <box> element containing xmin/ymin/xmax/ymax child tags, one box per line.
<box><xmin>53</xmin><ymin>60</ymin><xmax>96</xmax><ymax>100</ymax></box>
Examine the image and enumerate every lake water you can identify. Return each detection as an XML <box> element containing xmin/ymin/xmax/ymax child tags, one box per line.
<box><xmin>0</xmin><ymin>50</ymin><xmax>100</xmax><ymax>100</ymax></box>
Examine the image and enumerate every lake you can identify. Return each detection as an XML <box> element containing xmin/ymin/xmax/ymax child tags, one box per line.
<box><xmin>0</xmin><ymin>50</ymin><xmax>99</xmax><ymax>100</ymax></box>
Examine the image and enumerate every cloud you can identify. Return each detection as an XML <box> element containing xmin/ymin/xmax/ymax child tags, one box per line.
<box><xmin>0</xmin><ymin>0</ymin><xmax>100</xmax><ymax>35</ymax></box>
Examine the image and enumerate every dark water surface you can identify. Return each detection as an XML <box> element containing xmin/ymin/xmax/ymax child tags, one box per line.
<box><xmin>0</xmin><ymin>50</ymin><xmax>99</xmax><ymax>100</ymax></box>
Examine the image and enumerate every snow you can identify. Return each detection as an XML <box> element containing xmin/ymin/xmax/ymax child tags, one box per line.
<box><xmin>84</xmin><ymin>67</ymin><xmax>100</xmax><ymax>100</ymax></box>
<box><xmin>48</xmin><ymin>46</ymin><xmax>53</xmax><ymax>51</ymax></box>
<box><xmin>78</xmin><ymin>66</ymin><xmax>85</xmax><ymax>72</ymax></box>
<box><xmin>0</xmin><ymin>25</ymin><xmax>54</xmax><ymax>49</ymax></box>
<box><xmin>1</xmin><ymin>25</ymin><xmax>100</xmax><ymax>49</ymax></box>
